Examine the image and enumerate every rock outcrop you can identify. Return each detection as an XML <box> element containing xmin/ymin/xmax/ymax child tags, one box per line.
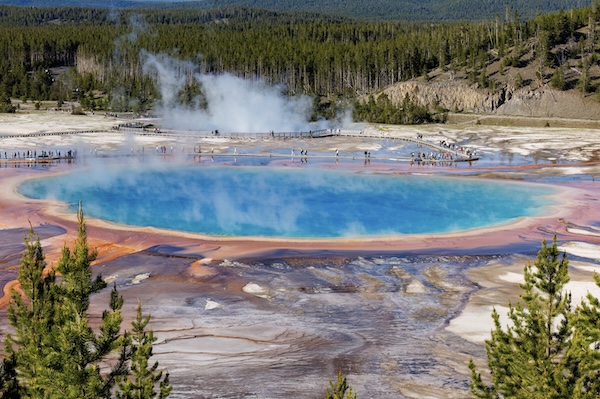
<box><xmin>381</xmin><ymin>80</ymin><xmax>506</xmax><ymax>113</ymax></box>
<box><xmin>379</xmin><ymin>79</ymin><xmax>600</xmax><ymax>120</ymax></box>
<box><xmin>494</xmin><ymin>87</ymin><xmax>599</xmax><ymax>119</ymax></box>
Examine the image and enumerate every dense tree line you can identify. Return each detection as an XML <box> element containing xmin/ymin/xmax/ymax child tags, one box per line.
<box><xmin>0</xmin><ymin>0</ymin><xmax>587</xmax><ymax>22</ymax></box>
<box><xmin>0</xmin><ymin>3</ymin><xmax>599</xmax><ymax>122</ymax></box>
<box><xmin>353</xmin><ymin>93</ymin><xmax>443</xmax><ymax>124</ymax></box>
<box><xmin>0</xmin><ymin>5</ymin><xmax>349</xmax><ymax>27</ymax></box>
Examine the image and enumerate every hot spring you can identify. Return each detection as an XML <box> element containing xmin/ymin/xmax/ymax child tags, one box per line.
<box><xmin>18</xmin><ymin>165</ymin><xmax>556</xmax><ymax>238</ymax></box>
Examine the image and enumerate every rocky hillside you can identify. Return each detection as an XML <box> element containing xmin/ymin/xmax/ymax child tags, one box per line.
<box><xmin>382</xmin><ymin>79</ymin><xmax>600</xmax><ymax>120</ymax></box>
<box><xmin>379</xmin><ymin>27</ymin><xmax>600</xmax><ymax>122</ymax></box>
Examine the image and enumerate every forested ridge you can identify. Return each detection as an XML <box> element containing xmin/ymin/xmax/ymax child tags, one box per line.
<box><xmin>0</xmin><ymin>0</ymin><xmax>590</xmax><ymax>22</ymax></box>
<box><xmin>147</xmin><ymin>0</ymin><xmax>587</xmax><ymax>22</ymax></box>
<box><xmin>0</xmin><ymin>3</ymin><xmax>599</xmax><ymax>122</ymax></box>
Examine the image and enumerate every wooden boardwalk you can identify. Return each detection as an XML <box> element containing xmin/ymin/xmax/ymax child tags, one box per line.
<box><xmin>120</xmin><ymin>127</ymin><xmax>476</xmax><ymax>161</ymax></box>
<box><xmin>0</xmin><ymin>130</ymin><xmax>107</xmax><ymax>139</ymax></box>
<box><xmin>188</xmin><ymin>152</ymin><xmax>476</xmax><ymax>163</ymax></box>
<box><xmin>0</xmin><ymin>126</ymin><xmax>479</xmax><ymax>163</ymax></box>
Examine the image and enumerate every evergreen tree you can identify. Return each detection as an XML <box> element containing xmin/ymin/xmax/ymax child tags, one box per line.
<box><xmin>0</xmin><ymin>94</ymin><xmax>15</xmax><ymax>114</ymax></box>
<box><xmin>469</xmin><ymin>236</ymin><xmax>573</xmax><ymax>398</ymax></box>
<box><xmin>4</xmin><ymin>228</ymin><xmax>57</xmax><ymax>398</ymax></box>
<box><xmin>550</xmin><ymin>66</ymin><xmax>567</xmax><ymax>90</ymax></box>
<box><xmin>324</xmin><ymin>371</ymin><xmax>356</xmax><ymax>399</ymax></box>
<box><xmin>577</xmin><ymin>57</ymin><xmax>592</xmax><ymax>94</ymax></box>
<box><xmin>0</xmin><ymin>352</ymin><xmax>19</xmax><ymax>399</ymax></box>
<box><xmin>514</xmin><ymin>72</ymin><xmax>524</xmax><ymax>89</ymax></box>
<box><xmin>49</xmin><ymin>204</ymin><xmax>130</xmax><ymax>398</ymax></box>
<box><xmin>116</xmin><ymin>302</ymin><xmax>171</xmax><ymax>399</ymax></box>
<box><xmin>568</xmin><ymin>274</ymin><xmax>600</xmax><ymax>398</ymax></box>
<box><xmin>1</xmin><ymin>208</ymin><xmax>171</xmax><ymax>398</ymax></box>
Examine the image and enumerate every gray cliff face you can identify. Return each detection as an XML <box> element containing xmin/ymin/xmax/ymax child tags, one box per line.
<box><xmin>381</xmin><ymin>80</ymin><xmax>600</xmax><ymax>120</ymax></box>
<box><xmin>494</xmin><ymin>88</ymin><xmax>598</xmax><ymax>119</ymax></box>
<box><xmin>382</xmin><ymin>81</ymin><xmax>506</xmax><ymax>113</ymax></box>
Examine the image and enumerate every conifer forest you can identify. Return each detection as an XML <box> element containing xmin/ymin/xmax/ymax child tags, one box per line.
<box><xmin>0</xmin><ymin>3</ymin><xmax>599</xmax><ymax>122</ymax></box>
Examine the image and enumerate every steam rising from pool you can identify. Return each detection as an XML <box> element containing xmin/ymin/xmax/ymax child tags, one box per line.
<box><xmin>19</xmin><ymin>166</ymin><xmax>555</xmax><ymax>238</ymax></box>
<box><xmin>141</xmin><ymin>52</ymin><xmax>323</xmax><ymax>133</ymax></box>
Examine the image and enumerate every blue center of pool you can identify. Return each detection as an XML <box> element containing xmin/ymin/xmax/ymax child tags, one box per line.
<box><xmin>18</xmin><ymin>165</ymin><xmax>555</xmax><ymax>238</ymax></box>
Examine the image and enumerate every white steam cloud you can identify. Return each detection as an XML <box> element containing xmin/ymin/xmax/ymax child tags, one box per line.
<box><xmin>141</xmin><ymin>52</ymin><xmax>319</xmax><ymax>133</ymax></box>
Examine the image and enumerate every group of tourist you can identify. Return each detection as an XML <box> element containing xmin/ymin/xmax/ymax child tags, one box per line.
<box><xmin>0</xmin><ymin>133</ymin><xmax>480</xmax><ymax>166</ymax></box>
<box><xmin>291</xmin><ymin>148</ymin><xmax>310</xmax><ymax>156</ymax></box>
<box><xmin>438</xmin><ymin>140</ymin><xmax>477</xmax><ymax>158</ymax></box>
<box><xmin>411</xmin><ymin>151</ymin><xmax>458</xmax><ymax>161</ymax></box>
<box><xmin>0</xmin><ymin>149</ymin><xmax>77</xmax><ymax>160</ymax></box>
<box><xmin>410</xmin><ymin>159</ymin><xmax>460</xmax><ymax>168</ymax></box>
<box><xmin>113</xmin><ymin>121</ymin><xmax>147</xmax><ymax>130</ymax></box>
<box><xmin>155</xmin><ymin>145</ymin><xmax>172</xmax><ymax>154</ymax></box>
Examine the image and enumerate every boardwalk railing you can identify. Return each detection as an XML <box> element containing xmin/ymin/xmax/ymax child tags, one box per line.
<box><xmin>116</xmin><ymin>127</ymin><xmax>477</xmax><ymax>161</ymax></box>
<box><xmin>0</xmin><ymin>130</ymin><xmax>108</xmax><ymax>139</ymax></box>
<box><xmin>1</xmin><ymin>126</ymin><xmax>478</xmax><ymax>162</ymax></box>
<box><xmin>121</xmin><ymin>128</ymin><xmax>336</xmax><ymax>140</ymax></box>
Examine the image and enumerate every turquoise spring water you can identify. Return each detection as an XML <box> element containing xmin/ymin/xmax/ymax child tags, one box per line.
<box><xmin>18</xmin><ymin>165</ymin><xmax>556</xmax><ymax>238</ymax></box>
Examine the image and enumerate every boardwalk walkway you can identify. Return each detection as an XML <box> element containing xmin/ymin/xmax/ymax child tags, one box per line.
<box><xmin>0</xmin><ymin>130</ymin><xmax>107</xmax><ymax>139</ymax></box>
<box><xmin>0</xmin><ymin>126</ymin><xmax>479</xmax><ymax>163</ymax></box>
<box><xmin>124</xmin><ymin>127</ymin><xmax>477</xmax><ymax>162</ymax></box>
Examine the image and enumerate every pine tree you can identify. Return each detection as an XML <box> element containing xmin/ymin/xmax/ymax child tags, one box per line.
<box><xmin>568</xmin><ymin>273</ymin><xmax>600</xmax><ymax>398</ymax></box>
<box><xmin>116</xmin><ymin>302</ymin><xmax>172</xmax><ymax>399</ymax></box>
<box><xmin>550</xmin><ymin>66</ymin><xmax>566</xmax><ymax>90</ymax></box>
<box><xmin>56</xmin><ymin>203</ymin><xmax>105</xmax><ymax>317</ymax></box>
<box><xmin>1</xmin><ymin>208</ymin><xmax>171</xmax><ymax>398</ymax></box>
<box><xmin>0</xmin><ymin>352</ymin><xmax>19</xmax><ymax>399</ymax></box>
<box><xmin>324</xmin><ymin>371</ymin><xmax>356</xmax><ymax>399</ymax></box>
<box><xmin>469</xmin><ymin>236</ymin><xmax>573</xmax><ymax>398</ymax></box>
<box><xmin>4</xmin><ymin>228</ymin><xmax>57</xmax><ymax>398</ymax></box>
<box><xmin>0</xmin><ymin>93</ymin><xmax>15</xmax><ymax>114</ymax></box>
<box><xmin>48</xmin><ymin>204</ymin><xmax>130</xmax><ymax>398</ymax></box>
